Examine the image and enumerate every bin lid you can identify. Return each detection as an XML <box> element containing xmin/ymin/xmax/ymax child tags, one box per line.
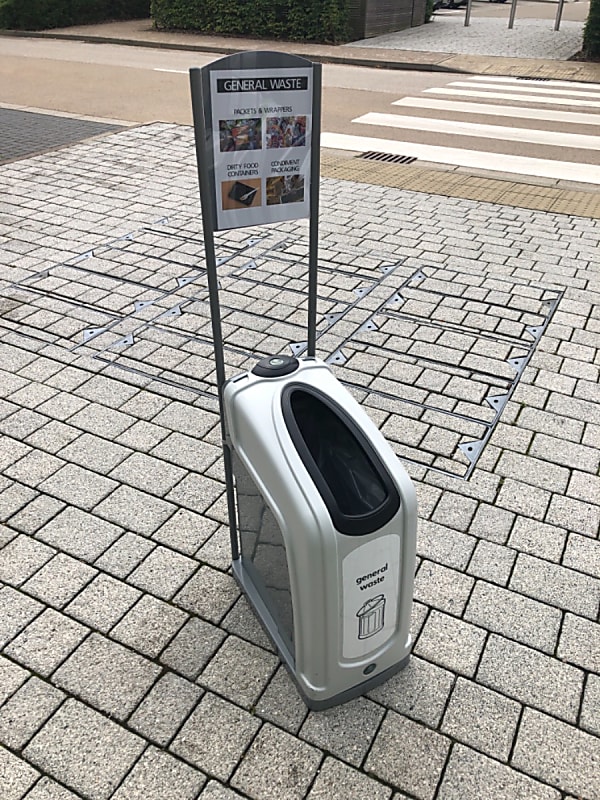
<box><xmin>252</xmin><ymin>355</ymin><xmax>299</xmax><ymax>378</ymax></box>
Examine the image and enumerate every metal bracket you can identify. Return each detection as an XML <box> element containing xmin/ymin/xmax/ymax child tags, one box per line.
<box><xmin>359</xmin><ymin>318</ymin><xmax>379</xmax><ymax>333</ymax></box>
<box><xmin>458</xmin><ymin>438</ymin><xmax>486</xmax><ymax>464</ymax></box>
<box><xmin>82</xmin><ymin>327</ymin><xmax>107</xmax><ymax>343</ymax></box>
<box><xmin>327</xmin><ymin>349</ymin><xmax>347</xmax><ymax>365</ymax></box>
<box><xmin>134</xmin><ymin>300</ymin><xmax>155</xmax><ymax>313</ymax></box>
<box><xmin>485</xmin><ymin>393</ymin><xmax>509</xmax><ymax>414</ymax></box>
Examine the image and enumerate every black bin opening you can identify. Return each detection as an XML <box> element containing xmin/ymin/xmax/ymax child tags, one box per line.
<box><xmin>282</xmin><ymin>386</ymin><xmax>400</xmax><ymax>536</ymax></box>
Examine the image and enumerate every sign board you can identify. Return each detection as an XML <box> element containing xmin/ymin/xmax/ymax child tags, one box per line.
<box><xmin>191</xmin><ymin>53</ymin><xmax>320</xmax><ymax>232</ymax></box>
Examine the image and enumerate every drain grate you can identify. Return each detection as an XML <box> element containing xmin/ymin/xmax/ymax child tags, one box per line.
<box><xmin>516</xmin><ymin>76</ymin><xmax>552</xmax><ymax>81</ymax></box>
<box><xmin>357</xmin><ymin>151</ymin><xmax>417</xmax><ymax>165</ymax></box>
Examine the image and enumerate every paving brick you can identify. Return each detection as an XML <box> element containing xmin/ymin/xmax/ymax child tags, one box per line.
<box><xmin>65</xmin><ymin>573</ymin><xmax>141</xmax><ymax>632</ymax></box>
<box><xmin>307</xmin><ymin>757</ymin><xmax>392</xmax><ymax>800</ymax></box>
<box><xmin>557</xmin><ymin>613</ymin><xmax>600</xmax><ymax>672</ymax></box>
<box><xmin>165</xmin><ymin>473</ymin><xmax>224</xmax><ymax>516</ymax></box>
<box><xmin>53</xmin><ymin>633</ymin><xmax>160</xmax><ymax>721</ymax></box>
<box><xmin>512</xmin><ymin>708</ymin><xmax>600</xmax><ymax>799</ymax></box>
<box><xmin>150</xmin><ymin>432</ymin><xmax>221</xmax><ymax>473</ymax></box>
<box><xmin>468</xmin><ymin>503</ymin><xmax>515</xmax><ymax>544</ymax></box>
<box><xmin>24</xmin><ymin>699</ymin><xmax>144</xmax><ymax>800</ymax></box>
<box><xmin>74</xmin><ymin>374</ymin><xmax>139</xmax><ymax>408</ymax></box>
<box><xmin>568</xmin><ymin>470</ymin><xmax>600</xmax><ymax>505</ymax></box>
<box><xmin>299</xmin><ymin>696</ymin><xmax>384</xmax><ymax>768</ymax></box>
<box><xmin>510</xmin><ymin>553</ymin><xmax>600</xmax><ymax>618</ymax></box>
<box><xmin>562</xmin><ymin>533</ymin><xmax>600</xmax><ymax>579</ymax></box>
<box><xmin>545</xmin><ymin>493</ymin><xmax>600</xmax><ymax>538</ymax></box>
<box><xmin>4</xmin><ymin>609</ymin><xmax>87</xmax><ymax>676</ymax></box>
<box><xmin>254</xmin><ymin>665</ymin><xmax>309</xmax><ymax>734</ymax></box>
<box><xmin>0</xmin><ymin>482</ymin><xmax>38</xmax><ymax>520</ymax></box>
<box><xmin>67</xmin><ymin>403</ymin><xmax>135</xmax><ymax>439</ymax></box>
<box><xmin>431</xmin><ymin>492</ymin><xmax>478</xmax><ymax>532</ymax></box>
<box><xmin>0</xmin><ymin>437</ymin><xmax>31</xmax><ymax>472</ymax></box>
<box><xmin>413</xmin><ymin>561</ymin><xmax>474</xmax><ymax>617</ymax></box>
<box><xmin>0</xmin><ymin>676</ymin><xmax>65</xmax><ymax>749</ymax></box>
<box><xmin>36</xmin><ymin>507</ymin><xmax>122</xmax><ymax>562</ymax></box>
<box><xmin>416</xmin><ymin>520</ymin><xmax>475</xmax><ymax>570</ymax></box>
<box><xmin>36</xmin><ymin>393</ymin><xmax>89</xmax><ymax>421</ymax></box>
<box><xmin>109</xmin><ymin>452</ymin><xmax>186</xmax><ymax>497</ymax></box>
<box><xmin>199</xmin><ymin>635</ymin><xmax>278</xmax><ymax>709</ymax></box>
<box><xmin>200</xmin><ymin>781</ymin><xmax>245</xmax><ymax>799</ymax></box>
<box><xmin>414</xmin><ymin>610</ymin><xmax>486</xmax><ymax>677</ymax></box>
<box><xmin>0</xmin><ymin>655</ymin><xmax>29</xmax><ymax>706</ymax></box>
<box><xmin>441</xmin><ymin>678</ymin><xmax>520</xmax><ymax>761</ymax></box>
<box><xmin>170</xmin><ymin>692</ymin><xmax>260</xmax><ymax>781</ymax></box>
<box><xmin>160</xmin><ymin>616</ymin><xmax>226</xmax><ymax>680</ymax></box>
<box><xmin>0</xmin><ymin>586</ymin><xmax>43</xmax><ymax>648</ymax></box>
<box><xmin>516</xmin><ymin>406</ymin><xmax>584</xmax><ymax>443</ymax></box>
<box><xmin>128</xmin><ymin>671</ymin><xmax>202</xmax><ymax>746</ymax></box>
<box><xmin>0</xmin><ymin>409</ymin><xmax>47</xmax><ymax>439</ymax></box>
<box><xmin>5</xmin><ymin>450</ymin><xmax>65</xmax><ymax>489</ymax></box>
<box><xmin>0</xmin><ymin>745</ymin><xmax>39</xmax><ymax>800</ymax></box>
<box><xmin>231</xmin><ymin>722</ymin><xmax>321</xmax><ymax>800</ymax></box>
<box><xmin>8</xmin><ymin>495</ymin><xmax>65</xmax><ymax>535</ymax></box>
<box><xmin>94</xmin><ymin>532</ymin><xmax>155</xmax><ymax>578</ymax></box>
<box><xmin>581</xmin><ymin>674</ymin><xmax>600</xmax><ymax>737</ymax></box>
<box><xmin>152</xmin><ymin>508</ymin><xmax>217</xmax><ymax>555</ymax></box>
<box><xmin>26</xmin><ymin>421</ymin><xmax>80</xmax><ymax>455</ymax></box>
<box><xmin>438</xmin><ymin>744</ymin><xmax>560</xmax><ymax>800</ymax></box>
<box><xmin>153</xmin><ymin>402</ymin><xmax>218</xmax><ymax>438</ymax></box>
<box><xmin>23</xmin><ymin>553</ymin><xmax>97</xmax><ymax>608</ymax></box>
<box><xmin>222</xmin><ymin>595</ymin><xmax>274</xmax><ymax>652</ymax></box>
<box><xmin>111</xmin><ymin>746</ymin><xmax>205</xmax><ymax>800</ymax></box>
<box><xmin>478</xmin><ymin>634</ymin><xmax>583</xmax><ymax>723</ymax></box>
<box><xmin>115</xmin><ymin>419</ymin><xmax>171</xmax><ymax>453</ymax></box>
<box><xmin>39</xmin><ymin>464</ymin><xmax>117</xmax><ymax>511</ymax></box>
<box><xmin>196</xmin><ymin>525</ymin><xmax>231</xmax><ymax>571</ymax></box>
<box><xmin>368</xmin><ymin>655</ymin><xmax>454</xmax><ymax>727</ymax></box>
<box><xmin>496</xmin><ymin>478</ymin><xmax>550</xmax><ymax>521</ymax></box>
<box><xmin>365</xmin><ymin>712</ymin><xmax>450</xmax><ymax>800</ymax></box>
<box><xmin>23</xmin><ymin>776</ymin><xmax>81</xmax><ymax>800</ymax></box>
<box><xmin>94</xmin><ymin>485</ymin><xmax>176</xmax><ymax>535</ymax></box>
<box><xmin>467</xmin><ymin>540</ymin><xmax>516</xmax><ymax>586</ymax></box>
<box><xmin>111</xmin><ymin>594</ymin><xmax>187</xmax><ymax>658</ymax></box>
<box><xmin>495</xmin><ymin>451</ymin><xmax>569</xmax><ymax>494</ymax></box>
<box><xmin>507</xmin><ymin>518</ymin><xmax>566</xmax><ymax>563</ymax></box>
<box><xmin>174</xmin><ymin>566</ymin><xmax>239</xmax><ymax>624</ymax></box>
<box><xmin>0</xmin><ymin>534</ymin><xmax>55</xmax><ymax>586</ymax></box>
<box><xmin>128</xmin><ymin>546</ymin><xmax>197</xmax><ymax>600</ymax></box>
<box><xmin>58</xmin><ymin>433</ymin><xmax>132</xmax><ymax>474</ymax></box>
<box><xmin>530</xmin><ymin>432</ymin><xmax>599</xmax><ymax>473</ymax></box>
<box><xmin>465</xmin><ymin>580</ymin><xmax>560</xmax><ymax>654</ymax></box>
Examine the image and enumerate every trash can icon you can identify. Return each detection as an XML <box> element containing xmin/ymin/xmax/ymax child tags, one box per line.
<box><xmin>357</xmin><ymin>595</ymin><xmax>386</xmax><ymax>639</ymax></box>
<box><xmin>223</xmin><ymin>354</ymin><xmax>417</xmax><ymax>710</ymax></box>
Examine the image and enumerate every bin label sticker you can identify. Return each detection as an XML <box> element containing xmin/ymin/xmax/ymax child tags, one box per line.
<box><xmin>341</xmin><ymin>534</ymin><xmax>400</xmax><ymax>660</ymax></box>
<box><xmin>209</xmin><ymin>67</ymin><xmax>312</xmax><ymax>231</ymax></box>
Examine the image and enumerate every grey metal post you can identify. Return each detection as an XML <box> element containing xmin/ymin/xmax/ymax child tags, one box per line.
<box><xmin>307</xmin><ymin>62</ymin><xmax>322</xmax><ymax>358</ymax></box>
<box><xmin>554</xmin><ymin>0</ymin><xmax>565</xmax><ymax>30</ymax></box>
<box><xmin>189</xmin><ymin>67</ymin><xmax>240</xmax><ymax>561</ymax></box>
<box><xmin>508</xmin><ymin>0</ymin><xmax>518</xmax><ymax>29</ymax></box>
<box><xmin>464</xmin><ymin>0</ymin><xmax>473</xmax><ymax>27</ymax></box>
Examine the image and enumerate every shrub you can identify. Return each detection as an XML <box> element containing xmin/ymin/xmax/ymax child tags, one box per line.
<box><xmin>151</xmin><ymin>0</ymin><xmax>350</xmax><ymax>43</ymax></box>
<box><xmin>0</xmin><ymin>0</ymin><xmax>150</xmax><ymax>30</ymax></box>
<box><xmin>583</xmin><ymin>0</ymin><xmax>600</xmax><ymax>60</ymax></box>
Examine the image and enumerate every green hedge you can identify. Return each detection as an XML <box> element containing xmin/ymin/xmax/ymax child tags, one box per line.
<box><xmin>583</xmin><ymin>0</ymin><xmax>600</xmax><ymax>59</ymax></box>
<box><xmin>0</xmin><ymin>0</ymin><xmax>150</xmax><ymax>30</ymax></box>
<box><xmin>151</xmin><ymin>0</ymin><xmax>350</xmax><ymax>43</ymax></box>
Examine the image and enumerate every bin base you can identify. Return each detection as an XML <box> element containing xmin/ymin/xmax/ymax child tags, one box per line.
<box><xmin>232</xmin><ymin>557</ymin><xmax>411</xmax><ymax>711</ymax></box>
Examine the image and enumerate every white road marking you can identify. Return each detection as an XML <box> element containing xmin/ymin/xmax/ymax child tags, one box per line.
<box><xmin>153</xmin><ymin>68</ymin><xmax>187</xmax><ymax>74</ymax></box>
<box><xmin>468</xmin><ymin>75</ymin><xmax>600</xmax><ymax>90</ymax></box>
<box><xmin>351</xmin><ymin>112</ymin><xmax>600</xmax><ymax>150</ymax></box>
<box><xmin>320</xmin><ymin>132</ymin><xmax>600</xmax><ymax>184</ymax></box>
<box><xmin>392</xmin><ymin>97</ymin><xmax>600</xmax><ymax>127</ymax></box>
<box><xmin>424</xmin><ymin>88</ymin><xmax>600</xmax><ymax>108</ymax></box>
<box><xmin>443</xmin><ymin>81</ymin><xmax>600</xmax><ymax>99</ymax></box>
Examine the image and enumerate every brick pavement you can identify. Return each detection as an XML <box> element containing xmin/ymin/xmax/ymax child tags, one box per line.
<box><xmin>0</xmin><ymin>109</ymin><xmax>124</xmax><ymax>165</ymax></box>
<box><xmin>0</xmin><ymin>120</ymin><xmax>599</xmax><ymax>800</ymax></box>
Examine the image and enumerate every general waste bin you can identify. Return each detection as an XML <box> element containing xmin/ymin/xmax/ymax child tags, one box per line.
<box><xmin>224</xmin><ymin>354</ymin><xmax>417</xmax><ymax>710</ymax></box>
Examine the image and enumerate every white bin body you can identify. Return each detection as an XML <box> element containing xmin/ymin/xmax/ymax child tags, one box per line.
<box><xmin>223</xmin><ymin>356</ymin><xmax>417</xmax><ymax>709</ymax></box>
